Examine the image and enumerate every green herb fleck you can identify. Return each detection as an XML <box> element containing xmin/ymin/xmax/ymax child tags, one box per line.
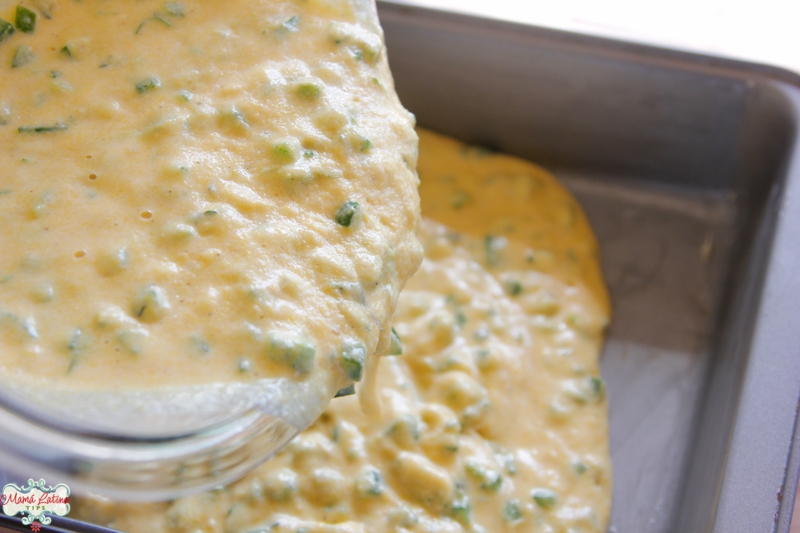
<box><xmin>15</xmin><ymin>6</ymin><xmax>36</xmax><ymax>33</ymax></box>
<box><xmin>136</xmin><ymin>76</ymin><xmax>161</xmax><ymax>94</ymax></box>
<box><xmin>266</xmin><ymin>333</ymin><xmax>315</xmax><ymax>374</ymax></box>
<box><xmin>164</xmin><ymin>2</ymin><xmax>186</xmax><ymax>16</ymax></box>
<box><xmin>0</xmin><ymin>19</ymin><xmax>15</xmax><ymax>43</ymax></box>
<box><xmin>387</xmin><ymin>414</ymin><xmax>420</xmax><ymax>444</ymax></box>
<box><xmin>335</xmin><ymin>200</ymin><xmax>359</xmax><ymax>227</ymax></box>
<box><xmin>386</xmin><ymin>327</ymin><xmax>402</xmax><ymax>356</ymax></box>
<box><xmin>11</xmin><ymin>44</ymin><xmax>34</xmax><ymax>68</ymax></box>
<box><xmin>339</xmin><ymin>338</ymin><xmax>366</xmax><ymax>381</ymax></box>
<box><xmin>493</xmin><ymin>445</ymin><xmax>517</xmax><ymax>475</ymax></box>
<box><xmin>573</xmin><ymin>461</ymin><xmax>588</xmax><ymax>475</ymax></box>
<box><xmin>18</xmin><ymin>123</ymin><xmax>68</xmax><ymax>133</ymax></box>
<box><xmin>359</xmin><ymin>137</ymin><xmax>373</xmax><ymax>152</ymax></box>
<box><xmin>503</xmin><ymin>500</ymin><xmax>523</xmax><ymax>522</ymax></box>
<box><xmin>484</xmin><ymin>235</ymin><xmax>506</xmax><ymax>267</ymax></box>
<box><xmin>66</xmin><ymin>328</ymin><xmax>87</xmax><ymax>373</ymax></box>
<box><xmin>303</xmin><ymin>149</ymin><xmax>315</xmax><ymax>159</ymax></box>
<box><xmin>588</xmin><ymin>375</ymin><xmax>605</xmax><ymax>400</ymax></box>
<box><xmin>355</xmin><ymin>468</ymin><xmax>383</xmax><ymax>496</ymax></box>
<box><xmin>334</xmin><ymin>384</ymin><xmax>356</xmax><ymax>398</ymax></box>
<box><xmin>276</xmin><ymin>14</ymin><xmax>299</xmax><ymax>34</ymax></box>
<box><xmin>450</xmin><ymin>189</ymin><xmax>472</xmax><ymax>209</ymax></box>
<box><xmin>273</xmin><ymin>140</ymin><xmax>298</xmax><ymax>161</ymax></box>
<box><xmin>133</xmin><ymin>285</ymin><xmax>169</xmax><ymax>322</ymax></box>
<box><xmin>191</xmin><ymin>335</ymin><xmax>211</xmax><ymax>355</ymax></box>
<box><xmin>531</xmin><ymin>488</ymin><xmax>558</xmax><ymax>509</ymax></box>
<box><xmin>136</xmin><ymin>12</ymin><xmax>172</xmax><ymax>34</ymax></box>
<box><xmin>465</xmin><ymin>461</ymin><xmax>502</xmax><ymax>492</ymax></box>
<box><xmin>450</xmin><ymin>490</ymin><xmax>471</xmax><ymax>525</ymax></box>
<box><xmin>504</xmin><ymin>279</ymin><xmax>523</xmax><ymax>296</ymax></box>
<box><xmin>296</xmin><ymin>81</ymin><xmax>321</xmax><ymax>99</ymax></box>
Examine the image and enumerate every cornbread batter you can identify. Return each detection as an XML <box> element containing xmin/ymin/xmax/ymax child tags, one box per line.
<box><xmin>0</xmin><ymin>0</ymin><xmax>422</xmax><ymax>408</ymax></box>
<box><xmin>76</xmin><ymin>130</ymin><xmax>612</xmax><ymax>533</ymax></box>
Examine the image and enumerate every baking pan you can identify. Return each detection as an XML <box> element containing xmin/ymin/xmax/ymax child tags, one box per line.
<box><xmin>3</xmin><ymin>2</ymin><xmax>800</xmax><ymax>532</ymax></box>
<box><xmin>378</xmin><ymin>3</ymin><xmax>800</xmax><ymax>532</ymax></box>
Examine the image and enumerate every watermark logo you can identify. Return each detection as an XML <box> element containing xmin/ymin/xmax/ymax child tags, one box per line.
<box><xmin>2</xmin><ymin>478</ymin><xmax>70</xmax><ymax>530</ymax></box>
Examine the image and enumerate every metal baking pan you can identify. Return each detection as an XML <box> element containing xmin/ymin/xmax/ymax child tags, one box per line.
<box><xmin>3</xmin><ymin>3</ymin><xmax>800</xmax><ymax>532</ymax></box>
<box><xmin>378</xmin><ymin>3</ymin><xmax>800</xmax><ymax>532</ymax></box>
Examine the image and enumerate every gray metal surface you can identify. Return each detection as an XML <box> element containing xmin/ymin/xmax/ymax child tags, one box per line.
<box><xmin>377</xmin><ymin>3</ymin><xmax>800</xmax><ymax>532</ymax></box>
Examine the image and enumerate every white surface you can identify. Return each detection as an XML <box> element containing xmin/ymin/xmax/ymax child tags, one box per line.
<box><xmin>385</xmin><ymin>0</ymin><xmax>800</xmax><ymax>75</ymax></box>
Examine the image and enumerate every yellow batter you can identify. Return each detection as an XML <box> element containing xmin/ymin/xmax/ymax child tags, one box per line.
<box><xmin>76</xmin><ymin>130</ymin><xmax>612</xmax><ymax>533</ymax></box>
<box><xmin>0</xmin><ymin>0</ymin><xmax>422</xmax><ymax>406</ymax></box>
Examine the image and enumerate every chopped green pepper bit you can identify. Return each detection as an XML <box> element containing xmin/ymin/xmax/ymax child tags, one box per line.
<box><xmin>15</xmin><ymin>6</ymin><xmax>36</xmax><ymax>33</ymax></box>
<box><xmin>66</xmin><ymin>328</ymin><xmax>87</xmax><ymax>373</ymax></box>
<box><xmin>334</xmin><ymin>383</ymin><xmax>356</xmax><ymax>398</ymax></box>
<box><xmin>275</xmin><ymin>14</ymin><xmax>299</xmax><ymax>34</ymax></box>
<box><xmin>266</xmin><ymin>333</ymin><xmax>316</xmax><ymax>374</ymax></box>
<box><xmin>503</xmin><ymin>500</ymin><xmax>523</xmax><ymax>522</ymax></box>
<box><xmin>355</xmin><ymin>467</ymin><xmax>383</xmax><ymax>496</ymax></box>
<box><xmin>531</xmin><ymin>488</ymin><xmax>558</xmax><ymax>509</ymax></box>
<box><xmin>504</xmin><ymin>279</ymin><xmax>523</xmax><ymax>296</ymax></box>
<box><xmin>296</xmin><ymin>81</ymin><xmax>321</xmax><ymax>99</ymax></box>
<box><xmin>386</xmin><ymin>327</ymin><xmax>402</xmax><ymax>355</ymax></box>
<box><xmin>0</xmin><ymin>19</ymin><xmax>15</xmax><ymax>43</ymax></box>
<box><xmin>18</xmin><ymin>123</ymin><xmax>68</xmax><ymax>133</ymax></box>
<box><xmin>339</xmin><ymin>338</ymin><xmax>366</xmax><ymax>381</ymax></box>
<box><xmin>335</xmin><ymin>200</ymin><xmax>359</xmax><ymax>227</ymax></box>
<box><xmin>450</xmin><ymin>490</ymin><xmax>471</xmax><ymax>525</ymax></box>
<box><xmin>11</xmin><ymin>44</ymin><xmax>34</xmax><ymax>68</ymax></box>
<box><xmin>588</xmin><ymin>375</ymin><xmax>605</xmax><ymax>400</ymax></box>
<box><xmin>164</xmin><ymin>2</ymin><xmax>186</xmax><ymax>16</ymax></box>
<box><xmin>136</xmin><ymin>76</ymin><xmax>161</xmax><ymax>94</ymax></box>
<box><xmin>465</xmin><ymin>460</ymin><xmax>503</xmax><ymax>492</ymax></box>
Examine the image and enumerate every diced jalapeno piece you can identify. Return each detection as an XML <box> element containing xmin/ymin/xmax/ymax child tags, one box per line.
<box><xmin>0</xmin><ymin>19</ymin><xmax>15</xmax><ymax>43</ymax></box>
<box><xmin>386</xmin><ymin>327</ymin><xmax>402</xmax><ymax>355</ymax></box>
<box><xmin>503</xmin><ymin>500</ymin><xmax>523</xmax><ymax>522</ymax></box>
<box><xmin>18</xmin><ymin>123</ymin><xmax>68</xmax><ymax>133</ymax></box>
<box><xmin>262</xmin><ymin>468</ymin><xmax>298</xmax><ymax>501</ymax></box>
<box><xmin>133</xmin><ymin>285</ymin><xmax>170</xmax><ymax>322</ymax></box>
<box><xmin>573</xmin><ymin>461</ymin><xmax>588</xmax><ymax>475</ymax></box>
<box><xmin>335</xmin><ymin>200</ymin><xmax>359</xmax><ymax>227</ymax></box>
<box><xmin>296</xmin><ymin>80</ymin><xmax>322</xmax><ymax>99</ymax></box>
<box><xmin>355</xmin><ymin>467</ymin><xmax>383</xmax><ymax>496</ymax></box>
<box><xmin>465</xmin><ymin>460</ymin><xmax>502</xmax><ymax>492</ymax></box>
<box><xmin>136</xmin><ymin>76</ymin><xmax>161</xmax><ymax>94</ymax></box>
<box><xmin>164</xmin><ymin>2</ymin><xmax>186</xmax><ymax>16</ymax></box>
<box><xmin>531</xmin><ymin>488</ymin><xmax>558</xmax><ymax>509</ymax></box>
<box><xmin>338</xmin><ymin>338</ymin><xmax>366</xmax><ymax>381</ymax></box>
<box><xmin>266</xmin><ymin>333</ymin><xmax>315</xmax><ymax>374</ymax></box>
<box><xmin>334</xmin><ymin>383</ymin><xmax>356</xmax><ymax>398</ymax></box>
<box><xmin>15</xmin><ymin>6</ymin><xmax>36</xmax><ymax>33</ymax></box>
<box><xmin>276</xmin><ymin>14</ymin><xmax>299</xmax><ymax>34</ymax></box>
<box><xmin>11</xmin><ymin>44</ymin><xmax>34</xmax><ymax>68</ymax></box>
<box><xmin>588</xmin><ymin>375</ymin><xmax>605</xmax><ymax>400</ymax></box>
<box><xmin>386</xmin><ymin>414</ymin><xmax>420</xmax><ymax>443</ymax></box>
<box><xmin>450</xmin><ymin>490</ymin><xmax>471</xmax><ymax>525</ymax></box>
<box><xmin>504</xmin><ymin>279</ymin><xmax>523</xmax><ymax>296</ymax></box>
